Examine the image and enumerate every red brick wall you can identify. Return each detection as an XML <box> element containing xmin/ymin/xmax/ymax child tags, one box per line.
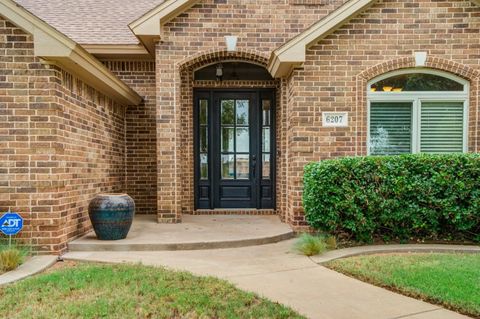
<box><xmin>54</xmin><ymin>69</ymin><xmax>127</xmax><ymax>252</ymax></box>
<box><xmin>0</xmin><ymin>17</ymin><xmax>60</xmax><ymax>250</ymax></box>
<box><xmin>286</xmin><ymin>0</ymin><xmax>480</xmax><ymax>226</ymax></box>
<box><xmin>104</xmin><ymin>61</ymin><xmax>158</xmax><ymax>215</ymax></box>
<box><xmin>0</xmin><ymin>17</ymin><xmax>127</xmax><ymax>253</ymax></box>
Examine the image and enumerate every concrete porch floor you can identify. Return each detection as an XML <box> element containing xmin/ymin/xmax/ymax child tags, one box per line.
<box><xmin>68</xmin><ymin>214</ymin><xmax>294</xmax><ymax>252</ymax></box>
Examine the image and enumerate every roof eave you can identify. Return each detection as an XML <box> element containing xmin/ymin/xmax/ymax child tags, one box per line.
<box><xmin>134</xmin><ymin>34</ymin><xmax>159</xmax><ymax>56</ymax></box>
<box><xmin>268</xmin><ymin>49</ymin><xmax>305</xmax><ymax>78</ymax></box>
<box><xmin>2</xmin><ymin>0</ymin><xmax>142</xmax><ymax>106</ymax></box>
<box><xmin>129</xmin><ymin>0</ymin><xmax>200</xmax><ymax>54</ymax></box>
<box><xmin>268</xmin><ymin>0</ymin><xmax>377</xmax><ymax>78</ymax></box>
<box><xmin>55</xmin><ymin>47</ymin><xmax>143</xmax><ymax>105</ymax></box>
<box><xmin>82</xmin><ymin>44</ymin><xmax>151</xmax><ymax>60</ymax></box>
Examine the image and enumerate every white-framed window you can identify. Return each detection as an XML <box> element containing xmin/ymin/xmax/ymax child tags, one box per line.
<box><xmin>367</xmin><ymin>69</ymin><xmax>469</xmax><ymax>155</ymax></box>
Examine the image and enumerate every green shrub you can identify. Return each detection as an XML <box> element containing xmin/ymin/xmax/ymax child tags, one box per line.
<box><xmin>293</xmin><ymin>233</ymin><xmax>328</xmax><ymax>256</ymax></box>
<box><xmin>0</xmin><ymin>248</ymin><xmax>24</xmax><ymax>272</ymax></box>
<box><xmin>303</xmin><ymin>153</ymin><xmax>480</xmax><ymax>243</ymax></box>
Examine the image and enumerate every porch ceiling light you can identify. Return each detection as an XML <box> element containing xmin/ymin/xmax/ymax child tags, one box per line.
<box><xmin>216</xmin><ymin>63</ymin><xmax>224</xmax><ymax>81</ymax></box>
<box><xmin>225</xmin><ymin>35</ymin><xmax>238</xmax><ymax>52</ymax></box>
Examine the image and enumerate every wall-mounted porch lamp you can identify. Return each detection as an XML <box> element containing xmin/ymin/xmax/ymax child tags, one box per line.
<box><xmin>216</xmin><ymin>63</ymin><xmax>223</xmax><ymax>81</ymax></box>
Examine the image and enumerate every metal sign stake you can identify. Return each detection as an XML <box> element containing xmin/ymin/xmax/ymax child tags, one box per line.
<box><xmin>7</xmin><ymin>208</ymin><xmax>11</xmax><ymax>247</ymax></box>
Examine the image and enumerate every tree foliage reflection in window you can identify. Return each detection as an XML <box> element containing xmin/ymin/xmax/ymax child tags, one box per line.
<box><xmin>371</xmin><ymin>73</ymin><xmax>464</xmax><ymax>92</ymax></box>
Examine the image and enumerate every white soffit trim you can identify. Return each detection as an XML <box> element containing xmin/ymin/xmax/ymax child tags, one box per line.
<box><xmin>82</xmin><ymin>44</ymin><xmax>151</xmax><ymax>60</ymax></box>
<box><xmin>129</xmin><ymin>0</ymin><xmax>200</xmax><ymax>54</ymax></box>
<box><xmin>1</xmin><ymin>0</ymin><xmax>142</xmax><ymax>105</ymax></box>
<box><xmin>268</xmin><ymin>0</ymin><xmax>377</xmax><ymax>78</ymax></box>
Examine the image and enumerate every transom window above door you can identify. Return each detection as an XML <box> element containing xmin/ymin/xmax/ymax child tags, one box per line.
<box><xmin>367</xmin><ymin>70</ymin><xmax>469</xmax><ymax>155</ymax></box>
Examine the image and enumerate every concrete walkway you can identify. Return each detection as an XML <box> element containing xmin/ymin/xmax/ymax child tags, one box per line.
<box><xmin>64</xmin><ymin>240</ymin><xmax>473</xmax><ymax>319</ymax></box>
<box><xmin>0</xmin><ymin>255</ymin><xmax>57</xmax><ymax>286</ymax></box>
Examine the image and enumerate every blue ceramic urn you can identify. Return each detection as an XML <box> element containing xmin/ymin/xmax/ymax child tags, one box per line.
<box><xmin>88</xmin><ymin>194</ymin><xmax>135</xmax><ymax>240</ymax></box>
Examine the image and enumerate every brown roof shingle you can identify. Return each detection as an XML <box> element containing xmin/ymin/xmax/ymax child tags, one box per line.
<box><xmin>13</xmin><ymin>0</ymin><xmax>164</xmax><ymax>45</ymax></box>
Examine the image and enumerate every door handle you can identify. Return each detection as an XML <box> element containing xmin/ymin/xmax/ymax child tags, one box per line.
<box><xmin>252</xmin><ymin>155</ymin><xmax>257</xmax><ymax>178</ymax></box>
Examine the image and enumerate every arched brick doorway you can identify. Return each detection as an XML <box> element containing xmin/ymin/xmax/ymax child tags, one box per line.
<box><xmin>177</xmin><ymin>50</ymin><xmax>284</xmax><ymax>216</ymax></box>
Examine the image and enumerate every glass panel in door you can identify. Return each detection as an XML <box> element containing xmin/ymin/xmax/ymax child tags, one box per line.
<box><xmin>215</xmin><ymin>93</ymin><xmax>256</xmax><ymax>209</ymax></box>
<box><xmin>220</xmin><ymin>99</ymin><xmax>250</xmax><ymax>180</ymax></box>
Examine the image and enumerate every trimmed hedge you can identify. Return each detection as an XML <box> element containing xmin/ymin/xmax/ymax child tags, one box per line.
<box><xmin>303</xmin><ymin>154</ymin><xmax>480</xmax><ymax>243</ymax></box>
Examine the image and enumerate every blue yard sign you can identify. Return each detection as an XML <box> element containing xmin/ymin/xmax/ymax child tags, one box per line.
<box><xmin>0</xmin><ymin>212</ymin><xmax>23</xmax><ymax>236</ymax></box>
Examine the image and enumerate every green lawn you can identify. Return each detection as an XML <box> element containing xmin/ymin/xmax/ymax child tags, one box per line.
<box><xmin>327</xmin><ymin>253</ymin><xmax>480</xmax><ymax>317</ymax></box>
<box><xmin>0</xmin><ymin>262</ymin><xmax>304</xmax><ymax>319</ymax></box>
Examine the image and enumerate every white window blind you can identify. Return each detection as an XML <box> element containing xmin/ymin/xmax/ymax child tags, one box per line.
<box><xmin>420</xmin><ymin>102</ymin><xmax>464</xmax><ymax>153</ymax></box>
<box><xmin>370</xmin><ymin>102</ymin><xmax>412</xmax><ymax>155</ymax></box>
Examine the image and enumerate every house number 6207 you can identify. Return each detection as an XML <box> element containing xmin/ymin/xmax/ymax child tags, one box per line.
<box><xmin>322</xmin><ymin>112</ymin><xmax>348</xmax><ymax>127</ymax></box>
<box><xmin>326</xmin><ymin>115</ymin><xmax>343</xmax><ymax>124</ymax></box>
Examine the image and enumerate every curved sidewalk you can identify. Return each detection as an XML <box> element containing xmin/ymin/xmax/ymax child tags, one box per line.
<box><xmin>311</xmin><ymin>243</ymin><xmax>480</xmax><ymax>263</ymax></box>
<box><xmin>0</xmin><ymin>255</ymin><xmax>57</xmax><ymax>287</ymax></box>
<box><xmin>64</xmin><ymin>240</ymin><xmax>478</xmax><ymax>319</ymax></box>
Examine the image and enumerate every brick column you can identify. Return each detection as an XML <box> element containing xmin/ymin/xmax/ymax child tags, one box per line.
<box><xmin>156</xmin><ymin>44</ymin><xmax>182</xmax><ymax>223</ymax></box>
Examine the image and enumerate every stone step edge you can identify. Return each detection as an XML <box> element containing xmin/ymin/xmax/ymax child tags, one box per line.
<box><xmin>68</xmin><ymin>231</ymin><xmax>295</xmax><ymax>252</ymax></box>
<box><xmin>190</xmin><ymin>209</ymin><xmax>276</xmax><ymax>215</ymax></box>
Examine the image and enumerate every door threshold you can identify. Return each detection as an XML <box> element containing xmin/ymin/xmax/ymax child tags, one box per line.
<box><xmin>192</xmin><ymin>209</ymin><xmax>276</xmax><ymax>215</ymax></box>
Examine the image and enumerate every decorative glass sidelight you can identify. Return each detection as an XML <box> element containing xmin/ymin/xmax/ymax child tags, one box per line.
<box><xmin>262</xmin><ymin>99</ymin><xmax>272</xmax><ymax>179</ymax></box>
<box><xmin>199</xmin><ymin>99</ymin><xmax>209</xmax><ymax>179</ymax></box>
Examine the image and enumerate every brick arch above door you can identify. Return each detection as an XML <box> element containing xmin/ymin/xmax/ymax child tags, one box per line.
<box><xmin>177</xmin><ymin>49</ymin><xmax>270</xmax><ymax>72</ymax></box>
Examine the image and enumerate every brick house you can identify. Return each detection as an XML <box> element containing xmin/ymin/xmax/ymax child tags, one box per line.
<box><xmin>1</xmin><ymin>0</ymin><xmax>480</xmax><ymax>253</ymax></box>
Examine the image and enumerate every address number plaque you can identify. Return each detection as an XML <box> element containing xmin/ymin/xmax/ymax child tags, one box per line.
<box><xmin>322</xmin><ymin>112</ymin><xmax>348</xmax><ymax>127</ymax></box>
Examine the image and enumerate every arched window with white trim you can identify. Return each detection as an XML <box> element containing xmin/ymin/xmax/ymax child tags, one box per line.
<box><xmin>367</xmin><ymin>69</ymin><xmax>469</xmax><ymax>155</ymax></box>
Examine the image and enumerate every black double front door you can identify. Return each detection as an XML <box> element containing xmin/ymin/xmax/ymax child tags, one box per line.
<box><xmin>194</xmin><ymin>89</ymin><xmax>275</xmax><ymax>209</ymax></box>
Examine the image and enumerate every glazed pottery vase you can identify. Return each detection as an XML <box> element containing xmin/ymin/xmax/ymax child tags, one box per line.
<box><xmin>88</xmin><ymin>194</ymin><xmax>135</xmax><ymax>240</ymax></box>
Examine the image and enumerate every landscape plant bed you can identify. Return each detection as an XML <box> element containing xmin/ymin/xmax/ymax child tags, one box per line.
<box><xmin>0</xmin><ymin>261</ymin><xmax>304</xmax><ymax>319</ymax></box>
<box><xmin>335</xmin><ymin>238</ymin><xmax>479</xmax><ymax>249</ymax></box>
<box><xmin>303</xmin><ymin>154</ymin><xmax>480</xmax><ymax>243</ymax></box>
<box><xmin>326</xmin><ymin>253</ymin><xmax>480</xmax><ymax>318</ymax></box>
<box><xmin>0</xmin><ymin>242</ymin><xmax>29</xmax><ymax>275</ymax></box>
